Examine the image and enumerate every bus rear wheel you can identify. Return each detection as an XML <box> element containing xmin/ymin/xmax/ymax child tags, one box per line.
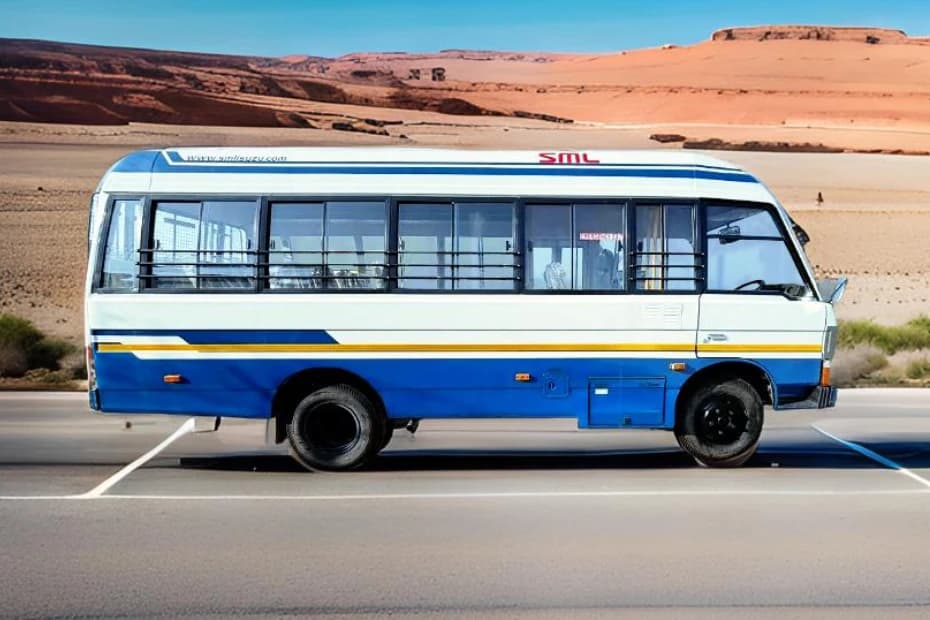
<box><xmin>675</xmin><ymin>378</ymin><xmax>763</xmax><ymax>468</ymax></box>
<box><xmin>288</xmin><ymin>384</ymin><xmax>385</xmax><ymax>472</ymax></box>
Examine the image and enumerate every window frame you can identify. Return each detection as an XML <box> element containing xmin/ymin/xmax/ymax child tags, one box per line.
<box><xmin>701</xmin><ymin>198</ymin><xmax>816</xmax><ymax>298</ymax></box>
<box><xmin>266</xmin><ymin>198</ymin><xmax>390</xmax><ymax>292</ymax></box>
<box><xmin>94</xmin><ymin>194</ymin><xmax>149</xmax><ymax>294</ymax></box>
<box><xmin>396</xmin><ymin>198</ymin><xmax>520</xmax><ymax>292</ymax></box>
<box><xmin>629</xmin><ymin>200</ymin><xmax>702</xmax><ymax>294</ymax></box>
<box><xmin>523</xmin><ymin>200</ymin><xmax>630</xmax><ymax>293</ymax></box>
<box><xmin>91</xmin><ymin>194</ymin><xmax>813</xmax><ymax>297</ymax></box>
<box><xmin>140</xmin><ymin>197</ymin><xmax>263</xmax><ymax>293</ymax></box>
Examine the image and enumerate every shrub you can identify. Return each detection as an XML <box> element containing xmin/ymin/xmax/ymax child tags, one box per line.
<box><xmin>0</xmin><ymin>342</ymin><xmax>29</xmax><ymax>377</ymax></box>
<box><xmin>838</xmin><ymin>316</ymin><xmax>930</xmax><ymax>354</ymax></box>
<box><xmin>22</xmin><ymin>368</ymin><xmax>74</xmax><ymax>384</ymax></box>
<box><xmin>832</xmin><ymin>344</ymin><xmax>888</xmax><ymax>387</ymax></box>
<box><xmin>905</xmin><ymin>358</ymin><xmax>930</xmax><ymax>381</ymax></box>
<box><xmin>0</xmin><ymin>313</ymin><xmax>77</xmax><ymax>378</ymax></box>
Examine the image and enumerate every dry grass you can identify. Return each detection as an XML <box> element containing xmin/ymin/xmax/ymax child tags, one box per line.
<box><xmin>832</xmin><ymin>345</ymin><xmax>888</xmax><ymax>387</ymax></box>
<box><xmin>0</xmin><ymin>313</ymin><xmax>77</xmax><ymax>378</ymax></box>
<box><xmin>906</xmin><ymin>358</ymin><xmax>930</xmax><ymax>380</ymax></box>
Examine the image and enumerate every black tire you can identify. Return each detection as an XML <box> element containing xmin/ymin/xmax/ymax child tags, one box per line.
<box><xmin>379</xmin><ymin>424</ymin><xmax>394</xmax><ymax>452</ymax></box>
<box><xmin>287</xmin><ymin>384</ymin><xmax>385</xmax><ymax>472</ymax></box>
<box><xmin>675</xmin><ymin>378</ymin><xmax>763</xmax><ymax>468</ymax></box>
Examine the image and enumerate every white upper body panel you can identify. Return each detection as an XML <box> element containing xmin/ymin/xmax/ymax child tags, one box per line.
<box><xmin>98</xmin><ymin>147</ymin><xmax>775</xmax><ymax>202</ymax></box>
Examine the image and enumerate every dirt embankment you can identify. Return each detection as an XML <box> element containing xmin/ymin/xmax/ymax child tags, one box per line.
<box><xmin>5</xmin><ymin>25</ymin><xmax>930</xmax><ymax>138</ymax></box>
<box><xmin>0</xmin><ymin>38</ymin><xmax>512</xmax><ymax>130</ymax></box>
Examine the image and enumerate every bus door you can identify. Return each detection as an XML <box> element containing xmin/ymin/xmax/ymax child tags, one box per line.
<box><xmin>696</xmin><ymin>205</ymin><xmax>826</xmax><ymax>391</ymax></box>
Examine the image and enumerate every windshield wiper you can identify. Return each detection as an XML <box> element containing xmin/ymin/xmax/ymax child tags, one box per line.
<box><xmin>736</xmin><ymin>279</ymin><xmax>806</xmax><ymax>298</ymax></box>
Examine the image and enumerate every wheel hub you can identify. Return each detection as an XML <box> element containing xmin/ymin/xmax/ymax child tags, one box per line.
<box><xmin>698</xmin><ymin>397</ymin><xmax>747</xmax><ymax>445</ymax></box>
<box><xmin>304</xmin><ymin>403</ymin><xmax>361</xmax><ymax>455</ymax></box>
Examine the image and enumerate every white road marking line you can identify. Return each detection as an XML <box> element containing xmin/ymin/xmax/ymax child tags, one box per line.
<box><xmin>835</xmin><ymin>404</ymin><xmax>930</xmax><ymax>410</ymax></box>
<box><xmin>1</xmin><ymin>489</ymin><xmax>927</xmax><ymax>501</ymax></box>
<box><xmin>812</xmin><ymin>424</ymin><xmax>930</xmax><ymax>490</ymax></box>
<box><xmin>77</xmin><ymin>418</ymin><xmax>196</xmax><ymax>498</ymax></box>
<box><xmin>0</xmin><ymin>495</ymin><xmax>85</xmax><ymax>500</ymax></box>
<box><xmin>0</xmin><ymin>392</ymin><xmax>85</xmax><ymax>400</ymax></box>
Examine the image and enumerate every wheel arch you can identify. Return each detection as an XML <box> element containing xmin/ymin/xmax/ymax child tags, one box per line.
<box><xmin>271</xmin><ymin>367</ymin><xmax>386</xmax><ymax>444</ymax></box>
<box><xmin>674</xmin><ymin>360</ymin><xmax>775</xmax><ymax>429</ymax></box>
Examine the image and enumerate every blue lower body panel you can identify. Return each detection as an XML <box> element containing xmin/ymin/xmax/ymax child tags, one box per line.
<box><xmin>93</xmin><ymin>351</ymin><xmax>822</xmax><ymax>429</ymax></box>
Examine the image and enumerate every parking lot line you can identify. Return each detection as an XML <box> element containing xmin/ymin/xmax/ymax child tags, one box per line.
<box><xmin>812</xmin><ymin>424</ymin><xmax>930</xmax><ymax>490</ymax></box>
<box><xmin>77</xmin><ymin>417</ymin><xmax>196</xmax><ymax>498</ymax></box>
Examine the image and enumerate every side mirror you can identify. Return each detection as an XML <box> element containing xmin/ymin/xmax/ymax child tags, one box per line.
<box><xmin>817</xmin><ymin>277</ymin><xmax>848</xmax><ymax>304</ymax></box>
<box><xmin>718</xmin><ymin>225</ymin><xmax>741</xmax><ymax>245</ymax></box>
<box><xmin>782</xmin><ymin>283</ymin><xmax>807</xmax><ymax>300</ymax></box>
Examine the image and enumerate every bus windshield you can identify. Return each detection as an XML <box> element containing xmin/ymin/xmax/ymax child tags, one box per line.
<box><xmin>705</xmin><ymin>205</ymin><xmax>807</xmax><ymax>296</ymax></box>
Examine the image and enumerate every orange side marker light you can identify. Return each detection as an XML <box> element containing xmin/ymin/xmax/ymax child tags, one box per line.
<box><xmin>163</xmin><ymin>374</ymin><xmax>184</xmax><ymax>384</ymax></box>
<box><xmin>515</xmin><ymin>372</ymin><xmax>532</xmax><ymax>382</ymax></box>
<box><xmin>820</xmin><ymin>362</ymin><xmax>831</xmax><ymax>387</ymax></box>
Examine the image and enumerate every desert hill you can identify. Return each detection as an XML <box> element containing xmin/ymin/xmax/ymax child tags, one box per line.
<box><xmin>711</xmin><ymin>25</ymin><xmax>913</xmax><ymax>43</ymax></box>
<box><xmin>2</xmin><ymin>25</ymin><xmax>930</xmax><ymax>134</ymax></box>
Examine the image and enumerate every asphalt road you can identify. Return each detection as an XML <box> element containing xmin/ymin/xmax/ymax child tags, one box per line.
<box><xmin>2</xmin><ymin>389</ymin><xmax>930</xmax><ymax>619</ymax></box>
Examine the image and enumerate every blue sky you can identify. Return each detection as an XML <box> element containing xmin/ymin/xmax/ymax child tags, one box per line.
<box><xmin>1</xmin><ymin>0</ymin><xmax>928</xmax><ymax>57</ymax></box>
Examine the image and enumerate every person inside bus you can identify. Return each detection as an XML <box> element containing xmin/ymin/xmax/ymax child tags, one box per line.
<box><xmin>543</xmin><ymin>242</ymin><xmax>569</xmax><ymax>289</ymax></box>
<box><xmin>592</xmin><ymin>244</ymin><xmax>621</xmax><ymax>289</ymax></box>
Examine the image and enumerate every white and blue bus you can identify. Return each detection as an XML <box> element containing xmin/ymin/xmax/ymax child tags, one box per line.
<box><xmin>86</xmin><ymin>148</ymin><xmax>843</xmax><ymax>470</ymax></box>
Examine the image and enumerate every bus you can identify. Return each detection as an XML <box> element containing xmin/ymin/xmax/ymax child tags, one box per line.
<box><xmin>85</xmin><ymin>147</ymin><xmax>843</xmax><ymax>471</ymax></box>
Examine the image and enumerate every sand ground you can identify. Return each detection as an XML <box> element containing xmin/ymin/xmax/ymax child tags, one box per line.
<box><xmin>1</xmin><ymin>120</ymin><xmax>928</xmax><ymax>343</ymax></box>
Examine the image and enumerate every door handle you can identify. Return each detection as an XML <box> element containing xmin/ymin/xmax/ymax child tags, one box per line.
<box><xmin>703</xmin><ymin>333</ymin><xmax>728</xmax><ymax>343</ymax></box>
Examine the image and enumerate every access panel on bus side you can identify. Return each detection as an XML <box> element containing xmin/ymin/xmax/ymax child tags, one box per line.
<box><xmin>587</xmin><ymin>378</ymin><xmax>666</xmax><ymax>427</ymax></box>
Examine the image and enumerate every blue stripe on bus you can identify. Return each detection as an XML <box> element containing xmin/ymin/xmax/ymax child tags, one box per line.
<box><xmin>91</xmin><ymin>329</ymin><xmax>337</xmax><ymax>345</ymax></box>
<box><xmin>108</xmin><ymin>152</ymin><xmax>758</xmax><ymax>183</ymax></box>
<box><xmin>152</xmin><ymin>164</ymin><xmax>755</xmax><ymax>182</ymax></box>
<box><xmin>91</xmin><ymin>354</ymin><xmax>821</xmax><ymax>425</ymax></box>
<box><xmin>162</xmin><ymin>150</ymin><xmax>745</xmax><ymax>172</ymax></box>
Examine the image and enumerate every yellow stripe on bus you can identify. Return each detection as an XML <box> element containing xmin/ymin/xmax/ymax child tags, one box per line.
<box><xmin>96</xmin><ymin>342</ymin><xmax>822</xmax><ymax>354</ymax></box>
<box><xmin>697</xmin><ymin>343</ymin><xmax>822</xmax><ymax>353</ymax></box>
<box><xmin>96</xmin><ymin>342</ymin><xmax>695</xmax><ymax>353</ymax></box>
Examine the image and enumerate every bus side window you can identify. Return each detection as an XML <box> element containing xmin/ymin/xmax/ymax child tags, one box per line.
<box><xmin>325</xmin><ymin>202</ymin><xmax>388</xmax><ymax>290</ymax></box>
<box><xmin>149</xmin><ymin>201</ymin><xmax>259</xmax><ymax>290</ymax></box>
<box><xmin>525</xmin><ymin>203</ymin><xmax>625</xmax><ymax>291</ymax></box>
<box><xmin>573</xmin><ymin>204</ymin><xmax>625</xmax><ymax>291</ymax></box>
<box><xmin>397</xmin><ymin>203</ymin><xmax>453</xmax><ymax>290</ymax></box>
<box><xmin>199</xmin><ymin>201</ymin><xmax>259</xmax><ymax>289</ymax></box>
<box><xmin>455</xmin><ymin>202</ymin><xmax>517</xmax><ymax>291</ymax></box>
<box><xmin>525</xmin><ymin>205</ymin><xmax>572</xmax><ymax>290</ymax></box>
<box><xmin>100</xmin><ymin>199</ymin><xmax>143</xmax><ymax>291</ymax></box>
<box><xmin>634</xmin><ymin>204</ymin><xmax>697</xmax><ymax>291</ymax></box>
<box><xmin>151</xmin><ymin>202</ymin><xmax>200</xmax><ymax>289</ymax></box>
<box><xmin>269</xmin><ymin>203</ymin><xmax>323</xmax><ymax>289</ymax></box>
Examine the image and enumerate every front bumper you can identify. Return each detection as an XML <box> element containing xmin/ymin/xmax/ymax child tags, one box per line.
<box><xmin>777</xmin><ymin>385</ymin><xmax>838</xmax><ymax>410</ymax></box>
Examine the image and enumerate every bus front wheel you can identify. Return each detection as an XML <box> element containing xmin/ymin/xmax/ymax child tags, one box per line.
<box><xmin>288</xmin><ymin>384</ymin><xmax>386</xmax><ymax>472</ymax></box>
<box><xmin>675</xmin><ymin>378</ymin><xmax>763</xmax><ymax>468</ymax></box>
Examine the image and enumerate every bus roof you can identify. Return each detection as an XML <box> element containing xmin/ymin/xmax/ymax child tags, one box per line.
<box><xmin>98</xmin><ymin>147</ymin><xmax>776</xmax><ymax>204</ymax></box>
